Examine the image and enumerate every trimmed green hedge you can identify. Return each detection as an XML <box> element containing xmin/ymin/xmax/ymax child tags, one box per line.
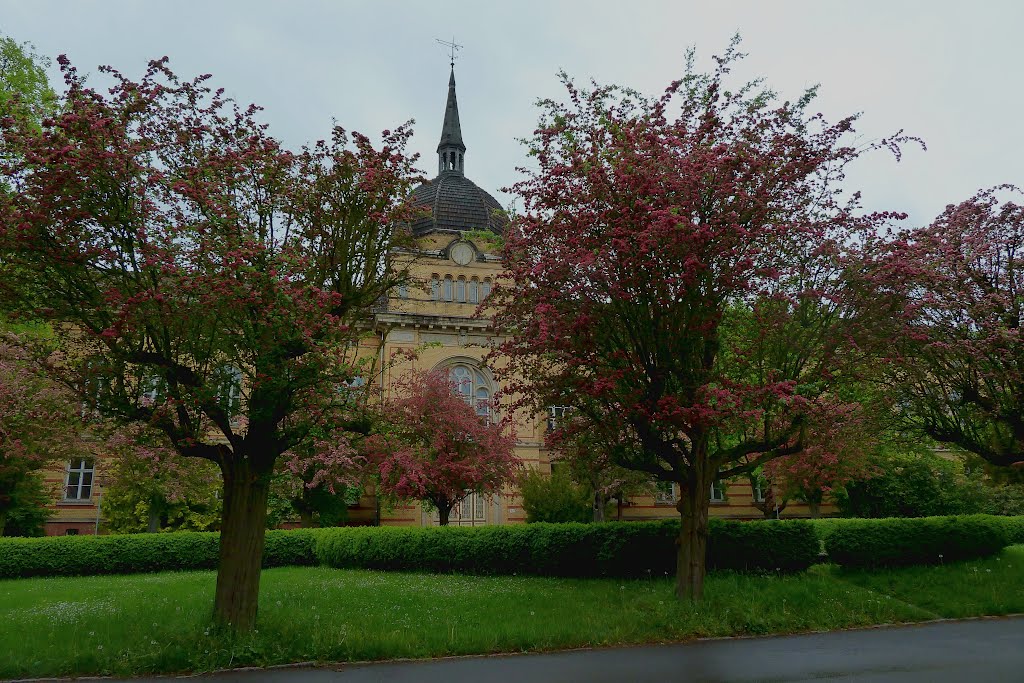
<box><xmin>0</xmin><ymin>529</ymin><xmax>316</xmax><ymax>579</ymax></box>
<box><xmin>824</xmin><ymin>514</ymin><xmax>1010</xmax><ymax>569</ymax></box>
<box><xmin>313</xmin><ymin>519</ymin><xmax>820</xmax><ymax>577</ymax></box>
<box><xmin>0</xmin><ymin>519</ymin><xmax>818</xmax><ymax>580</ymax></box>
<box><xmin>999</xmin><ymin>516</ymin><xmax>1024</xmax><ymax>545</ymax></box>
<box><xmin>15</xmin><ymin>514</ymin><xmax>1016</xmax><ymax>580</ymax></box>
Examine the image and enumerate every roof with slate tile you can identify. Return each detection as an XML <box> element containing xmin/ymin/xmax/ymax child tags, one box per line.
<box><xmin>410</xmin><ymin>173</ymin><xmax>506</xmax><ymax>235</ymax></box>
<box><xmin>409</xmin><ymin>66</ymin><xmax>507</xmax><ymax>236</ymax></box>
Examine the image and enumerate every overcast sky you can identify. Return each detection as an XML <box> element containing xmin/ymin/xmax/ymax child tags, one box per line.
<box><xmin>3</xmin><ymin>1</ymin><xmax>1021</xmax><ymax>227</ymax></box>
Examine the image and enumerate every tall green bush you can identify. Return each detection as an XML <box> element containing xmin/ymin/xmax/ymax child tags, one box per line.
<box><xmin>836</xmin><ymin>449</ymin><xmax>985</xmax><ymax>518</ymax></box>
<box><xmin>518</xmin><ymin>467</ymin><xmax>592</xmax><ymax>523</ymax></box>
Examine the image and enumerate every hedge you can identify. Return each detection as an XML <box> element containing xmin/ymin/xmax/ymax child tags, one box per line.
<box><xmin>824</xmin><ymin>514</ymin><xmax>1011</xmax><ymax>569</ymax></box>
<box><xmin>999</xmin><ymin>516</ymin><xmax>1024</xmax><ymax>545</ymax></box>
<box><xmin>3</xmin><ymin>514</ymin><xmax>1019</xmax><ymax>581</ymax></box>
<box><xmin>0</xmin><ymin>519</ymin><xmax>817</xmax><ymax>580</ymax></box>
<box><xmin>313</xmin><ymin>519</ymin><xmax>820</xmax><ymax>577</ymax></box>
<box><xmin>0</xmin><ymin>529</ymin><xmax>317</xmax><ymax>579</ymax></box>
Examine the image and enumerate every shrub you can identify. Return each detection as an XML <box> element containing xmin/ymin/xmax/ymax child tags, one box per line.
<box><xmin>825</xmin><ymin>514</ymin><xmax>1010</xmax><ymax>568</ymax></box>
<box><xmin>518</xmin><ymin>467</ymin><xmax>592</xmax><ymax>523</ymax></box>
<box><xmin>999</xmin><ymin>516</ymin><xmax>1024</xmax><ymax>544</ymax></box>
<box><xmin>835</xmin><ymin>449</ymin><xmax>985</xmax><ymax>518</ymax></box>
<box><xmin>0</xmin><ymin>529</ymin><xmax>318</xmax><ymax>579</ymax></box>
<box><xmin>314</xmin><ymin>519</ymin><xmax>820</xmax><ymax>577</ymax></box>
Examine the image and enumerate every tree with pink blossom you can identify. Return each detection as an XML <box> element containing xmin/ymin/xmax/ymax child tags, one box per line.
<box><xmin>0</xmin><ymin>56</ymin><xmax>418</xmax><ymax>629</ymax></box>
<box><xmin>365</xmin><ymin>369</ymin><xmax>519</xmax><ymax>526</ymax></box>
<box><xmin>492</xmin><ymin>39</ymin><xmax>916</xmax><ymax>600</ymax></box>
<box><xmin>872</xmin><ymin>187</ymin><xmax>1024</xmax><ymax>469</ymax></box>
<box><xmin>0</xmin><ymin>337</ymin><xmax>88</xmax><ymax>536</ymax></box>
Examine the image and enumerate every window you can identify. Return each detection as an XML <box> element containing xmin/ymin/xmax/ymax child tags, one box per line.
<box><xmin>65</xmin><ymin>529</ymin><xmax>79</xmax><ymax>536</ymax></box>
<box><xmin>448</xmin><ymin>363</ymin><xmax>492</xmax><ymax>423</ymax></box>
<box><xmin>398</xmin><ymin>283</ymin><xmax>409</xmax><ymax>299</ymax></box>
<box><xmin>480</xmin><ymin>279</ymin><xmax>492</xmax><ymax>299</ymax></box>
<box><xmin>547</xmin><ymin>405</ymin><xmax>571</xmax><ymax>432</ymax></box>
<box><xmin>64</xmin><ymin>458</ymin><xmax>95</xmax><ymax>501</ymax></box>
<box><xmin>456</xmin><ymin>277</ymin><xmax>466</xmax><ymax>302</ymax></box>
<box><xmin>752</xmin><ymin>478</ymin><xmax>767</xmax><ymax>503</ymax></box>
<box><xmin>710</xmin><ymin>480</ymin><xmax>726</xmax><ymax>502</ymax></box>
<box><xmin>655</xmin><ymin>481</ymin><xmax>676</xmax><ymax>505</ymax></box>
<box><xmin>216</xmin><ymin>365</ymin><xmax>243</xmax><ymax>416</ymax></box>
<box><xmin>431</xmin><ymin>277</ymin><xmax>440</xmax><ymax>300</ymax></box>
<box><xmin>338</xmin><ymin>376</ymin><xmax>367</xmax><ymax>405</ymax></box>
<box><xmin>443</xmin><ymin>276</ymin><xmax>453</xmax><ymax>302</ymax></box>
<box><xmin>468</xmin><ymin>279</ymin><xmax>479</xmax><ymax>304</ymax></box>
<box><xmin>474</xmin><ymin>386</ymin><xmax>490</xmax><ymax>423</ymax></box>
<box><xmin>141</xmin><ymin>375</ymin><xmax>166</xmax><ymax>406</ymax></box>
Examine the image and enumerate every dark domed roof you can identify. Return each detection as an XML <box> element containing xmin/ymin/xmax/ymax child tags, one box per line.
<box><xmin>410</xmin><ymin>172</ymin><xmax>507</xmax><ymax>236</ymax></box>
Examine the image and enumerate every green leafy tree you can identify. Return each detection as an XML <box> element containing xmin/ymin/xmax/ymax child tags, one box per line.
<box><xmin>0</xmin><ymin>34</ymin><xmax>55</xmax><ymax>130</ymax></box>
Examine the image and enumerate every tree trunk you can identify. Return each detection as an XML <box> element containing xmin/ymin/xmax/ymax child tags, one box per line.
<box><xmin>299</xmin><ymin>510</ymin><xmax>315</xmax><ymax>528</ymax></box>
<box><xmin>675</xmin><ymin>475</ymin><xmax>711</xmax><ymax>601</ymax></box>
<box><xmin>147</xmin><ymin>508</ymin><xmax>161</xmax><ymax>533</ymax></box>
<box><xmin>213</xmin><ymin>458</ymin><xmax>272</xmax><ymax>631</ymax></box>
<box><xmin>0</xmin><ymin>510</ymin><xmax>7</xmax><ymax>537</ymax></box>
<box><xmin>593</xmin><ymin>492</ymin><xmax>606</xmax><ymax>523</ymax></box>
<box><xmin>438</xmin><ymin>505</ymin><xmax>451</xmax><ymax>526</ymax></box>
<box><xmin>808</xmin><ymin>500</ymin><xmax>821</xmax><ymax>518</ymax></box>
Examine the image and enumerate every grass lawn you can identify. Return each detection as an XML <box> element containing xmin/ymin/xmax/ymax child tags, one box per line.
<box><xmin>1</xmin><ymin>546</ymin><xmax>1021</xmax><ymax>679</ymax></box>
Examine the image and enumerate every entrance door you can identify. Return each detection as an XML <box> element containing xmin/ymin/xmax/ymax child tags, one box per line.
<box><xmin>445</xmin><ymin>492</ymin><xmax>487</xmax><ymax>526</ymax></box>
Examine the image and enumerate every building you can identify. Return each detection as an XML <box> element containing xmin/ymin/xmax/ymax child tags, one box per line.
<box><xmin>342</xmin><ymin>66</ymin><xmax>828</xmax><ymax>527</ymax></box>
<box><xmin>37</xmin><ymin>66</ymin><xmax>825</xmax><ymax>536</ymax></box>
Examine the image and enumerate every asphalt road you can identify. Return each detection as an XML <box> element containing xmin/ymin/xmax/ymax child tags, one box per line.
<box><xmin>133</xmin><ymin>617</ymin><xmax>1024</xmax><ymax>683</ymax></box>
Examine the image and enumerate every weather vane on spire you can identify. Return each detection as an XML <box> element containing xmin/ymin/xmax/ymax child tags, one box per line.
<box><xmin>435</xmin><ymin>36</ymin><xmax>463</xmax><ymax>68</ymax></box>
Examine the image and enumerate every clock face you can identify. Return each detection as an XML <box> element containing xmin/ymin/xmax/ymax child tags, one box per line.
<box><xmin>450</xmin><ymin>242</ymin><xmax>474</xmax><ymax>266</ymax></box>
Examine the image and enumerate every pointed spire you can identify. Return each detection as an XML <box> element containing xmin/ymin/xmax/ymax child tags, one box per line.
<box><xmin>437</xmin><ymin>66</ymin><xmax>466</xmax><ymax>175</ymax></box>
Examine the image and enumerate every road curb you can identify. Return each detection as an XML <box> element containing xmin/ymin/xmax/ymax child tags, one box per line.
<box><xmin>8</xmin><ymin>613</ymin><xmax>1023</xmax><ymax>683</ymax></box>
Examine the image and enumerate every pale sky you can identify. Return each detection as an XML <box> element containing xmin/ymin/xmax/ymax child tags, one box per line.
<box><xmin>3</xmin><ymin>1</ymin><xmax>1021</xmax><ymax>227</ymax></box>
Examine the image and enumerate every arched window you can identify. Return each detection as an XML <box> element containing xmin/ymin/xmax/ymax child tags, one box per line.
<box><xmin>456</xmin><ymin>277</ymin><xmax>466</xmax><ymax>303</ymax></box>
<box><xmin>480</xmin><ymin>279</ymin><xmax>492</xmax><ymax>299</ymax></box>
<box><xmin>446</xmin><ymin>362</ymin><xmax>493</xmax><ymax>422</ymax></box>
<box><xmin>468</xmin><ymin>279</ymin><xmax>479</xmax><ymax>304</ymax></box>
<box><xmin>443</xmin><ymin>276</ymin><xmax>453</xmax><ymax>301</ymax></box>
<box><xmin>431</xmin><ymin>277</ymin><xmax>440</xmax><ymax>300</ymax></box>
